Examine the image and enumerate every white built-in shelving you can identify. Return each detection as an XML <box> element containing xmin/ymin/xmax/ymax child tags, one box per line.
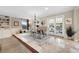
<box><xmin>0</xmin><ymin>15</ymin><xmax>10</xmax><ymax>29</ymax></box>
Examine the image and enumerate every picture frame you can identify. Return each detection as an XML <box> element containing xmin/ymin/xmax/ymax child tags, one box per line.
<box><xmin>66</xmin><ymin>17</ymin><xmax>72</xmax><ymax>24</ymax></box>
<box><xmin>14</xmin><ymin>21</ymin><xmax>19</xmax><ymax>26</ymax></box>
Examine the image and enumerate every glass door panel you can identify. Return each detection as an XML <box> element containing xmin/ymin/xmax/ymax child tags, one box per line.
<box><xmin>55</xmin><ymin>17</ymin><xmax>63</xmax><ymax>36</ymax></box>
<box><xmin>48</xmin><ymin>19</ymin><xmax>55</xmax><ymax>35</ymax></box>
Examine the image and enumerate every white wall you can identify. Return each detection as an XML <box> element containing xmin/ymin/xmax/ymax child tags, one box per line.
<box><xmin>74</xmin><ymin>7</ymin><xmax>79</xmax><ymax>41</ymax></box>
<box><xmin>74</xmin><ymin>7</ymin><xmax>79</xmax><ymax>32</ymax></box>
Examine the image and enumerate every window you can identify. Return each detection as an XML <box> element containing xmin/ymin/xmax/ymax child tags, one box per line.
<box><xmin>21</xmin><ymin>20</ymin><xmax>27</xmax><ymax>29</ymax></box>
<box><xmin>48</xmin><ymin>15</ymin><xmax>64</xmax><ymax>36</ymax></box>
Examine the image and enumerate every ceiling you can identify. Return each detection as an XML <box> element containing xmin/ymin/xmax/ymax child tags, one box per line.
<box><xmin>0</xmin><ymin>6</ymin><xmax>74</xmax><ymax>19</ymax></box>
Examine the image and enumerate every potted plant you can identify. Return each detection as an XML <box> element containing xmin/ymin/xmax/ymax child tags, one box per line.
<box><xmin>66</xmin><ymin>26</ymin><xmax>75</xmax><ymax>41</ymax></box>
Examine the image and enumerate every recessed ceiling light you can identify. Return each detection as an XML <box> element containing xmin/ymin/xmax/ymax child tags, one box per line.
<box><xmin>45</xmin><ymin>7</ymin><xmax>48</xmax><ymax>10</ymax></box>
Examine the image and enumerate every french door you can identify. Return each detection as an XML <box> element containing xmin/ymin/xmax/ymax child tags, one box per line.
<box><xmin>48</xmin><ymin>15</ymin><xmax>64</xmax><ymax>36</ymax></box>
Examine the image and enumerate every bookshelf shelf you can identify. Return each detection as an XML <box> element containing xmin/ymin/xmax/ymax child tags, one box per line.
<box><xmin>0</xmin><ymin>15</ymin><xmax>10</xmax><ymax>29</ymax></box>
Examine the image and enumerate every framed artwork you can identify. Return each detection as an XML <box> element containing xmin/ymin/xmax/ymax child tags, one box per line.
<box><xmin>14</xmin><ymin>21</ymin><xmax>19</xmax><ymax>26</ymax></box>
<box><xmin>66</xmin><ymin>17</ymin><xmax>72</xmax><ymax>24</ymax></box>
